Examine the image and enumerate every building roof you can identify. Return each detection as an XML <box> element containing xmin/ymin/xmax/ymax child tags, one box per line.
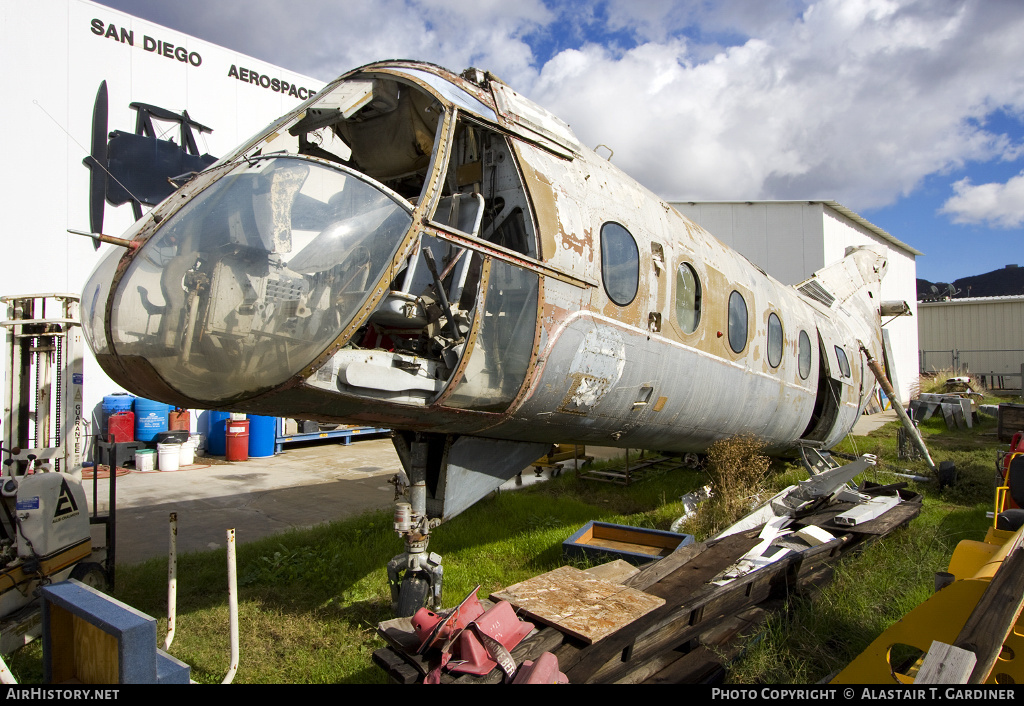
<box><xmin>918</xmin><ymin>295</ymin><xmax>1024</xmax><ymax>306</ymax></box>
<box><xmin>669</xmin><ymin>200</ymin><xmax>924</xmax><ymax>257</ymax></box>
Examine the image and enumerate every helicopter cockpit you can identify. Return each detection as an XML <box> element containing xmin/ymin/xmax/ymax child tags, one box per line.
<box><xmin>82</xmin><ymin>64</ymin><xmax>541</xmax><ymax>414</ymax></box>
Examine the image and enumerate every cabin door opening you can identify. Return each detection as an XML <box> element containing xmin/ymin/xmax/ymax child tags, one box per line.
<box><xmin>800</xmin><ymin>332</ymin><xmax>843</xmax><ymax>443</ymax></box>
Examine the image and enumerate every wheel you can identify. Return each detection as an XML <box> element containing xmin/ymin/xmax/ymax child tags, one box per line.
<box><xmin>395</xmin><ymin>572</ymin><xmax>431</xmax><ymax>617</ymax></box>
<box><xmin>70</xmin><ymin>562</ymin><xmax>109</xmax><ymax>592</ymax></box>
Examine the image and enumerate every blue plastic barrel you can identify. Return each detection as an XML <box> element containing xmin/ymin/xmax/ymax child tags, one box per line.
<box><xmin>207</xmin><ymin>411</ymin><xmax>231</xmax><ymax>456</ymax></box>
<box><xmin>246</xmin><ymin>415</ymin><xmax>277</xmax><ymax>458</ymax></box>
<box><xmin>135</xmin><ymin>398</ymin><xmax>170</xmax><ymax>442</ymax></box>
<box><xmin>102</xmin><ymin>393</ymin><xmax>134</xmax><ymax>437</ymax></box>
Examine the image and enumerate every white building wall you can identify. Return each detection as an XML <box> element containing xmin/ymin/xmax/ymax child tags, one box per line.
<box><xmin>0</xmin><ymin>0</ymin><xmax>324</xmax><ymax>441</ymax></box>
<box><xmin>918</xmin><ymin>298</ymin><xmax>1024</xmax><ymax>376</ymax></box>
<box><xmin>673</xmin><ymin>202</ymin><xmax>826</xmax><ymax>285</ymax></box>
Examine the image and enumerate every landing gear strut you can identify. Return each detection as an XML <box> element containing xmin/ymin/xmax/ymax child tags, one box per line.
<box><xmin>387</xmin><ymin>438</ymin><xmax>443</xmax><ymax>617</ymax></box>
<box><xmin>385</xmin><ymin>431</ymin><xmax>551</xmax><ymax>616</ymax></box>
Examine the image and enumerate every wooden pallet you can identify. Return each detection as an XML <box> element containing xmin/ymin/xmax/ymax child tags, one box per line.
<box><xmin>373</xmin><ymin>486</ymin><xmax>922</xmax><ymax>684</ymax></box>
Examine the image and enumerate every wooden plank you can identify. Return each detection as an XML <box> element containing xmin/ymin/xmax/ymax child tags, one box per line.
<box><xmin>616</xmin><ymin>606</ymin><xmax>768</xmax><ymax>685</ymax></box>
<box><xmin>584</xmin><ymin>536</ymin><xmax>671</xmax><ymax>557</ymax></box>
<box><xmin>490</xmin><ymin>566</ymin><xmax>665</xmax><ymax>644</ymax></box>
<box><xmin>625</xmin><ymin>540</ymin><xmax>709</xmax><ymax>590</ymax></box>
<box><xmin>372</xmin><ymin>648</ymin><xmax>423</xmax><ymax>684</ymax></box>
<box><xmin>916</xmin><ymin>641</ymin><xmax>977</xmax><ymax>684</ymax></box>
<box><xmin>49</xmin><ymin>605</ymin><xmax>76</xmax><ymax>685</ymax></box>
<box><xmin>591</xmin><ymin>525</ymin><xmax>681</xmax><ymax>550</ymax></box>
<box><xmin>583</xmin><ymin>568</ymin><xmax>784</xmax><ymax>683</ymax></box>
<box><xmin>558</xmin><ymin>532</ymin><xmax>764</xmax><ymax>683</ymax></box>
<box><xmin>584</xmin><ymin>560</ymin><xmax>640</xmax><ymax>585</ymax></box>
<box><xmin>377</xmin><ymin>616</ymin><xmax>421</xmax><ymax>653</ymax></box>
<box><xmin>72</xmin><ymin>615</ymin><xmax>119</xmax><ymax>685</ymax></box>
<box><xmin>956</xmin><ymin>545</ymin><xmax>1024</xmax><ymax>683</ymax></box>
<box><xmin>644</xmin><ymin>533</ymin><xmax>763</xmax><ymax>600</ymax></box>
<box><xmin>651</xmin><ymin>607</ymin><xmax>767</xmax><ymax>684</ymax></box>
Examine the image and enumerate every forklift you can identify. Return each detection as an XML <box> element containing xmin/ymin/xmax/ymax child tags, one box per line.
<box><xmin>0</xmin><ymin>294</ymin><xmax>118</xmax><ymax>654</ymax></box>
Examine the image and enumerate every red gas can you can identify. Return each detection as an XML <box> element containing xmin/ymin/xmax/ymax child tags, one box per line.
<box><xmin>107</xmin><ymin>411</ymin><xmax>135</xmax><ymax>443</ymax></box>
<box><xmin>169</xmin><ymin>408</ymin><xmax>191</xmax><ymax>431</ymax></box>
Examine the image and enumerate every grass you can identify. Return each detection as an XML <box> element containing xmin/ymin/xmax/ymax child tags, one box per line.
<box><xmin>725</xmin><ymin>402</ymin><xmax>1004</xmax><ymax>683</ymax></box>
<box><xmin>3</xmin><ymin>396</ymin><xmax>1013</xmax><ymax>683</ymax></box>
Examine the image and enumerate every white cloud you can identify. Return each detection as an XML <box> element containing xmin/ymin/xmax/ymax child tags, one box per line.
<box><xmin>940</xmin><ymin>173</ymin><xmax>1024</xmax><ymax>228</ymax></box>
<box><xmin>103</xmin><ymin>0</ymin><xmax>1024</xmax><ymax>214</ymax></box>
<box><xmin>100</xmin><ymin>0</ymin><xmax>551</xmax><ymax>86</ymax></box>
<box><xmin>526</xmin><ymin>0</ymin><xmax>1024</xmax><ymax>208</ymax></box>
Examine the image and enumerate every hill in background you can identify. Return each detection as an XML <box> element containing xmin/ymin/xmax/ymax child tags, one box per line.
<box><xmin>917</xmin><ymin>264</ymin><xmax>1024</xmax><ymax>301</ymax></box>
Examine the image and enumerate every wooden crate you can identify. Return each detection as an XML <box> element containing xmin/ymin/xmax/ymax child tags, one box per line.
<box><xmin>563</xmin><ymin>521</ymin><xmax>695</xmax><ymax>566</ymax></box>
<box><xmin>998</xmin><ymin>404</ymin><xmax>1024</xmax><ymax>443</ymax></box>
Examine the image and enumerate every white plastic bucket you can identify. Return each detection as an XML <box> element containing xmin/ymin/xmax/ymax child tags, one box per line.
<box><xmin>158</xmin><ymin>442</ymin><xmax>181</xmax><ymax>472</ymax></box>
<box><xmin>135</xmin><ymin>449</ymin><xmax>156</xmax><ymax>472</ymax></box>
<box><xmin>179</xmin><ymin>438</ymin><xmax>196</xmax><ymax>466</ymax></box>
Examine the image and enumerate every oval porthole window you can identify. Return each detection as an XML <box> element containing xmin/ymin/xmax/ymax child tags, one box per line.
<box><xmin>600</xmin><ymin>222</ymin><xmax>639</xmax><ymax>306</ymax></box>
<box><xmin>675</xmin><ymin>262</ymin><xmax>701</xmax><ymax>334</ymax></box>
<box><xmin>767</xmin><ymin>312</ymin><xmax>783</xmax><ymax>368</ymax></box>
<box><xmin>728</xmin><ymin>290</ymin><xmax>748</xmax><ymax>353</ymax></box>
<box><xmin>798</xmin><ymin>330</ymin><xmax>811</xmax><ymax>380</ymax></box>
<box><xmin>835</xmin><ymin>345</ymin><xmax>852</xmax><ymax>378</ymax></box>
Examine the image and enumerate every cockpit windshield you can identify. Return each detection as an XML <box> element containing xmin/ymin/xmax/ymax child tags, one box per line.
<box><xmin>223</xmin><ymin>73</ymin><xmax>445</xmax><ymax>203</ymax></box>
<box><xmin>96</xmin><ymin>157</ymin><xmax>412</xmax><ymax>402</ymax></box>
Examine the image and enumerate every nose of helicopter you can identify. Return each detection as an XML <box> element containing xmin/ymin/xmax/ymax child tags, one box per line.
<box><xmin>80</xmin><ymin>156</ymin><xmax>413</xmax><ymax>405</ymax></box>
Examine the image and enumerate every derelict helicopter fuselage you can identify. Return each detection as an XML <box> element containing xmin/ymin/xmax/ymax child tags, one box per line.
<box><xmin>82</xmin><ymin>61</ymin><xmax>889</xmax><ymax>611</ymax></box>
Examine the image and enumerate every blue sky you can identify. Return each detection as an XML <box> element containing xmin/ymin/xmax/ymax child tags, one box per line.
<box><xmin>100</xmin><ymin>0</ymin><xmax>1024</xmax><ymax>283</ymax></box>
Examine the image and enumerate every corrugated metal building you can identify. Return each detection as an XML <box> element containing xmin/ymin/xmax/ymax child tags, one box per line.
<box><xmin>918</xmin><ymin>296</ymin><xmax>1024</xmax><ymax>382</ymax></box>
<box><xmin>669</xmin><ymin>200</ymin><xmax>921</xmax><ymax>402</ymax></box>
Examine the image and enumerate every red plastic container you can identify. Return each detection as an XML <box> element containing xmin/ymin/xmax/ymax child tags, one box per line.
<box><xmin>107</xmin><ymin>411</ymin><xmax>135</xmax><ymax>443</ymax></box>
<box><xmin>225</xmin><ymin>419</ymin><xmax>249</xmax><ymax>462</ymax></box>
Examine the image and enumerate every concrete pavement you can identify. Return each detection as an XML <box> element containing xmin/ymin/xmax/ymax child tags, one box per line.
<box><xmin>90</xmin><ymin>435</ymin><xmax>403</xmax><ymax>565</ymax></box>
<box><xmin>89</xmin><ymin>435</ymin><xmax>592</xmax><ymax>565</ymax></box>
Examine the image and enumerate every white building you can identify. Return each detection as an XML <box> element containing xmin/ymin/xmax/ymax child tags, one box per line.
<box><xmin>918</xmin><ymin>296</ymin><xmax>1024</xmax><ymax>385</ymax></box>
<box><xmin>0</xmin><ymin>0</ymin><xmax>324</xmax><ymax>441</ymax></box>
<box><xmin>670</xmin><ymin>201</ymin><xmax>921</xmax><ymax>403</ymax></box>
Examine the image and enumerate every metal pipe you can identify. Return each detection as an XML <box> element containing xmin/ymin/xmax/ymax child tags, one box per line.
<box><xmin>164</xmin><ymin>512</ymin><xmax>177</xmax><ymax>651</ymax></box>
<box><xmin>421</xmin><ymin>249</ymin><xmax>461</xmax><ymax>342</ymax></box>
<box><xmin>222</xmin><ymin>528</ymin><xmax>239</xmax><ymax>684</ymax></box>
<box><xmin>66</xmin><ymin>228</ymin><xmax>139</xmax><ymax>250</ymax></box>
<box><xmin>860</xmin><ymin>344</ymin><xmax>938</xmax><ymax>475</ymax></box>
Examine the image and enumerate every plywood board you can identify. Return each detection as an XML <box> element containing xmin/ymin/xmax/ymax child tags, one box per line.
<box><xmin>584</xmin><ymin>559</ymin><xmax>639</xmax><ymax>584</ymax></box>
<box><xmin>490</xmin><ymin>565</ymin><xmax>665</xmax><ymax>644</ymax></box>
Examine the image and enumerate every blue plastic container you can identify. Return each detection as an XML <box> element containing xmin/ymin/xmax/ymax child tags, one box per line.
<box><xmin>207</xmin><ymin>411</ymin><xmax>231</xmax><ymax>456</ymax></box>
<box><xmin>102</xmin><ymin>393</ymin><xmax>134</xmax><ymax>437</ymax></box>
<box><xmin>134</xmin><ymin>398</ymin><xmax>170</xmax><ymax>442</ymax></box>
<box><xmin>247</xmin><ymin>415</ymin><xmax>277</xmax><ymax>458</ymax></box>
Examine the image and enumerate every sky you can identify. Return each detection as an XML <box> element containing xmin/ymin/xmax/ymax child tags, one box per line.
<box><xmin>97</xmin><ymin>0</ymin><xmax>1024</xmax><ymax>284</ymax></box>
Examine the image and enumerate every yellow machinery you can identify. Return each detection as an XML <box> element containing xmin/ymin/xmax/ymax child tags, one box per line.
<box><xmin>832</xmin><ymin>460</ymin><xmax>1024</xmax><ymax>685</ymax></box>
